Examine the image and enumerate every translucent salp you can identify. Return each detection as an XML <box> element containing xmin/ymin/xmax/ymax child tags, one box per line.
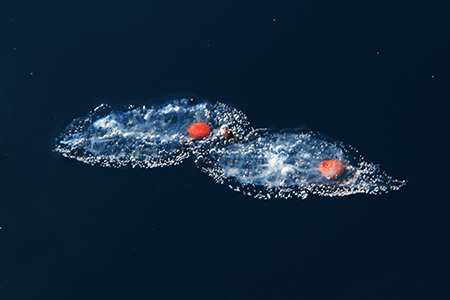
<box><xmin>194</xmin><ymin>130</ymin><xmax>407</xmax><ymax>199</ymax></box>
<box><xmin>55</xmin><ymin>99</ymin><xmax>252</xmax><ymax>168</ymax></box>
<box><xmin>55</xmin><ymin>98</ymin><xmax>406</xmax><ymax>200</ymax></box>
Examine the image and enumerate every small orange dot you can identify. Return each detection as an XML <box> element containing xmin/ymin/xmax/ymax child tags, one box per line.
<box><xmin>187</xmin><ymin>122</ymin><xmax>210</xmax><ymax>139</ymax></box>
<box><xmin>319</xmin><ymin>160</ymin><xmax>344</xmax><ymax>179</ymax></box>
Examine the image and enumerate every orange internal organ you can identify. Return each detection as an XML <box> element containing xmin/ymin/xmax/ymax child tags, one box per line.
<box><xmin>187</xmin><ymin>122</ymin><xmax>211</xmax><ymax>139</ymax></box>
<box><xmin>319</xmin><ymin>160</ymin><xmax>344</xmax><ymax>179</ymax></box>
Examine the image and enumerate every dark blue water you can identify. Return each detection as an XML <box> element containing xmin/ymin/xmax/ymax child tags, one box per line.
<box><xmin>1</xmin><ymin>1</ymin><xmax>449</xmax><ymax>299</ymax></box>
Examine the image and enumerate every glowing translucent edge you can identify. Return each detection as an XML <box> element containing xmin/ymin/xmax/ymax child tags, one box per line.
<box><xmin>54</xmin><ymin>99</ymin><xmax>252</xmax><ymax>168</ymax></box>
<box><xmin>194</xmin><ymin>131</ymin><xmax>407</xmax><ymax>199</ymax></box>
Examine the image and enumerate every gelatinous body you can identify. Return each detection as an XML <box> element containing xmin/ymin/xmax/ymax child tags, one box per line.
<box><xmin>194</xmin><ymin>130</ymin><xmax>406</xmax><ymax>199</ymax></box>
<box><xmin>55</xmin><ymin>99</ymin><xmax>251</xmax><ymax>168</ymax></box>
<box><xmin>55</xmin><ymin>98</ymin><xmax>406</xmax><ymax>199</ymax></box>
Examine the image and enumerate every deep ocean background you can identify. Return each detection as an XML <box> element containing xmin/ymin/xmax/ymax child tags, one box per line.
<box><xmin>1</xmin><ymin>1</ymin><xmax>449</xmax><ymax>299</ymax></box>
